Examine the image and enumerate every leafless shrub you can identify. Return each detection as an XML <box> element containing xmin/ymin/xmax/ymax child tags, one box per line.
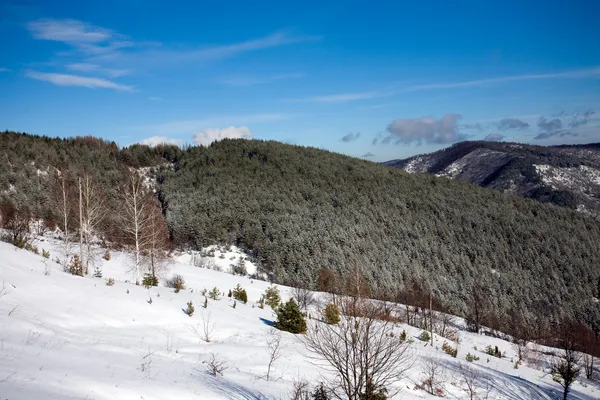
<box><xmin>265</xmin><ymin>328</ymin><xmax>282</xmax><ymax>381</ymax></box>
<box><xmin>191</xmin><ymin>310</ymin><xmax>215</xmax><ymax>342</ymax></box>
<box><xmin>582</xmin><ymin>354</ymin><xmax>595</xmax><ymax>380</ymax></box>
<box><xmin>288</xmin><ymin>377</ymin><xmax>311</xmax><ymax>400</ymax></box>
<box><xmin>458</xmin><ymin>363</ymin><xmax>492</xmax><ymax>400</ymax></box>
<box><xmin>305</xmin><ymin>300</ymin><xmax>412</xmax><ymax>399</ymax></box>
<box><xmin>203</xmin><ymin>352</ymin><xmax>227</xmax><ymax>377</ymax></box>
<box><xmin>292</xmin><ymin>284</ymin><xmax>316</xmax><ymax>311</ymax></box>
<box><xmin>420</xmin><ymin>357</ymin><xmax>446</xmax><ymax>396</ymax></box>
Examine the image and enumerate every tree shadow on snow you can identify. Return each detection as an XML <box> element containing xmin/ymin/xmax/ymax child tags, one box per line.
<box><xmin>195</xmin><ymin>370</ymin><xmax>276</xmax><ymax>399</ymax></box>
<box><xmin>440</xmin><ymin>359</ymin><xmax>597</xmax><ymax>400</ymax></box>
<box><xmin>259</xmin><ymin>317</ymin><xmax>274</xmax><ymax>327</ymax></box>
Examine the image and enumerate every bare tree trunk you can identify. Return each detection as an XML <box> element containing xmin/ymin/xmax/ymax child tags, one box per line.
<box><xmin>78</xmin><ymin>177</ymin><xmax>85</xmax><ymax>273</ymax></box>
<box><xmin>121</xmin><ymin>172</ymin><xmax>151</xmax><ymax>283</ymax></box>
<box><xmin>81</xmin><ymin>173</ymin><xmax>106</xmax><ymax>275</ymax></box>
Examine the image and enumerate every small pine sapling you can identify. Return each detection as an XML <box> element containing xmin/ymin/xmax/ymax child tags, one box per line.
<box><xmin>263</xmin><ymin>285</ymin><xmax>281</xmax><ymax>309</ymax></box>
<box><xmin>323</xmin><ymin>303</ymin><xmax>340</xmax><ymax>325</ymax></box>
<box><xmin>106</xmin><ymin>277</ymin><xmax>115</xmax><ymax>286</ymax></box>
<box><xmin>185</xmin><ymin>301</ymin><xmax>195</xmax><ymax>317</ymax></box>
<box><xmin>203</xmin><ymin>297</ymin><xmax>208</xmax><ymax>308</ymax></box>
<box><xmin>232</xmin><ymin>284</ymin><xmax>248</xmax><ymax>304</ymax></box>
<box><xmin>400</xmin><ymin>329</ymin><xmax>407</xmax><ymax>342</ymax></box>
<box><xmin>208</xmin><ymin>286</ymin><xmax>220</xmax><ymax>300</ymax></box>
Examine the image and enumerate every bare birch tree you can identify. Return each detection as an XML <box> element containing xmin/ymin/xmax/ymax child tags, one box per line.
<box><xmin>80</xmin><ymin>172</ymin><xmax>106</xmax><ymax>274</ymax></box>
<box><xmin>121</xmin><ymin>171</ymin><xmax>152</xmax><ymax>283</ymax></box>
<box><xmin>143</xmin><ymin>198</ymin><xmax>169</xmax><ymax>282</ymax></box>
<box><xmin>53</xmin><ymin>169</ymin><xmax>74</xmax><ymax>268</ymax></box>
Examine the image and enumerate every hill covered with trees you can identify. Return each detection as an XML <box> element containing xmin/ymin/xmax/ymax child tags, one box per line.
<box><xmin>2</xmin><ymin>131</ymin><xmax>600</xmax><ymax>342</ymax></box>
<box><xmin>384</xmin><ymin>141</ymin><xmax>600</xmax><ymax>216</ymax></box>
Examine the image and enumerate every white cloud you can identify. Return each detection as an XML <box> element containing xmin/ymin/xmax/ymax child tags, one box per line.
<box><xmin>146</xmin><ymin>113</ymin><xmax>287</xmax><ymax>135</ymax></box>
<box><xmin>25</xmin><ymin>70</ymin><xmax>134</xmax><ymax>91</ymax></box>
<box><xmin>139</xmin><ymin>136</ymin><xmax>182</xmax><ymax>146</ymax></box>
<box><xmin>148</xmin><ymin>97</ymin><xmax>162</xmax><ymax>101</ymax></box>
<box><xmin>409</xmin><ymin>67</ymin><xmax>600</xmax><ymax>91</ymax></box>
<box><xmin>66</xmin><ymin>63</ymin><xmax>130</xmax><ymax>78</ymax></box>
<box><xmin>294</xmin><ymin>66</ymin><xmax>600</xmax><ymax>104</ymax></box>
<box><xmin>0</xmin><ymin>68</ymin><xmax>10</xmax><ymax>72</ymax></box>
<box><xmin>383</xmin><ymin>114</ymin><xmax>468</xmax><ymax>145</ymax></box>
<box><xmin>27</xmin><ymin>18</ymin><xmax>132</xmax><ymax>56</ymax></box>
<box><xmin>192</xmin><ymin>126</ymin><xmax>252</xmax><ymax>146</ymax></box>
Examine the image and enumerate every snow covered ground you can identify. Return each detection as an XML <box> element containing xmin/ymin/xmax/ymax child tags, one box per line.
<box><xmin>1</xmin><ymin>238</ymin><xmax>599</xmax><ymax>399</ymax></box>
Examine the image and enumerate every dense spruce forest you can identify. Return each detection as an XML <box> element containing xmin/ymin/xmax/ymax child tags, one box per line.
<box><xmin>2</xmin><ymin>130</ymin><xmax>600</xmax><ymax>343</ymax></box>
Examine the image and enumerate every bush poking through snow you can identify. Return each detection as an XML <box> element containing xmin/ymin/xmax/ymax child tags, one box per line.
<box><xmin>276</xmin><ymin>298</ymin><xmax>307</xmax><ymax>334</ymax></box>
<box><xmin>142</xmin><ymin>274</ymin><xmax>158</xmax><ymax>288</ymax></box>
<box><xmin>323</xmin><ymin>303</ymin><xmax>340</xmax><ymax>325</ymax></box>
<box><xmin>185</xmin><ymin>301</ymin><xmax>195</xmax><ymax>317</ymax></box>
<box><xmin>208</xmin><ymin>286</ymin><xmax>220</xmax><ymax>300</ymax></box>
<box><xmin>400</xmin><ymin>330</ymin><xmax>407</xmax><ymax>342</ymax></box>
<box><xmin>103</xmin><ymin>250</ymin><xmax>111</xmax><ymax>261</ymax></box>
<box><xmin>465</xmin><ymin>352</ymin><xmax>479</xmax><ymax>362</ymax></box>
<box><xmin>165</xmin><ymin>274</ymin><xmax>185</xmax><ymax>292</ymax></box>
<box><xmin>203</xmin><ymin>352</ymin><xmax>227</xmax><ymax>377</ymax></box>
<box><xmin>203</xmin><ymin>297</ymin><xmax>208</xmax><ymax>308</ymax></box>
<box><xmin>93</xmin><ymin>265</ymin><xmax>103</xmax><ymax>278</ymax></box>
<box><xmin>264</xmin><ymin>285</ymin><xmax>281</xmax><ymax>309</ymax></box>
<box><xmin>485</xmin><ymin>345</ymin><xmax>501</xmax><ymax>358</ymax></box>
<box><xmin>232</xmin><ymin>284</ymin><xmax>248</xmax><ymax>304</ymax></box>
<box><xmin>69</xmin><ymin>254</ymin><xmax>83</xmax><ymax>276</ymax></box>
<box><xmin>42</xmin><ymin>249</ymin><xmax>50</xmax><ymax>259</ymax></box>
<box><xmin>106</xmin><ymin>277</ymin><xmax>115</xmax><ymax>286</ymax></box>
<box><xmin>418</xmin><ymin>331</ymin><xmax>431</xmax><ymax>342</ymax></box>
<box><xmin>442</xmin><ymin>342</ymin><xmax>458</xmax><ymax>358</ymax></box>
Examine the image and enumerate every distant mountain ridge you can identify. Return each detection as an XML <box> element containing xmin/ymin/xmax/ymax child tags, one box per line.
<box><xmin>384</xmin><ymin>141</ymin><xmax>600</xmax><ymax>216</ymax></box>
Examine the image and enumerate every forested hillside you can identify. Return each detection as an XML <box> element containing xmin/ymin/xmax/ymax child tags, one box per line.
<box><xmin>2</xmin><ymin>131</ymin><xmax>600</xmax><ymax>341</ymax></box>
<box><xmin>384</xmin><ymin>141</ymin><xmax>600</xmax><ymax>216</ymax></box>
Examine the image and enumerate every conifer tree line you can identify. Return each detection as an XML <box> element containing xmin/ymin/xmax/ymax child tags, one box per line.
<box><xmin>2</xmin><ymin>131</ymin><xmax>600</xmax><ymax>349</ymax></box>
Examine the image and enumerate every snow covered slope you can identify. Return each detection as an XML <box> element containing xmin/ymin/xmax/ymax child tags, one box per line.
<box><xmin>1</xmin><ymin>240</ymin><xmax>598</xmax><ymax>399</ymax></box>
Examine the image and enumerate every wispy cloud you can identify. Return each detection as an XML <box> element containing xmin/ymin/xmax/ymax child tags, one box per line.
<box><xmin>25</xmin><ymin>70</ymin><xmax>134</xmax><ymax>91</ymax></box>
<box><xmin>361</xmin><ymin>152</ymin><xmax>375</xmax><ymax>158</ymax></box>
<box><xmin>66</xmin><ymin>63</ymin><xmax>130</xmax><ymax>78</ymax></box>
<box><xmin>0</xmin><ymin>68</ymin><xmax>10</xmax><ymax>72</ymax></box>
<box><xmin>168</xmin><ymin>32</ymin><xmax>320</xmax><ymax>63</ymax></box>
<box><xmin>409</xmin><ymin>67</ymin><xmax>600</xmax><ymax>91</ymax></box>
<box><xmin>290</xmin><ymin>90</ymin><xmax>389</xmax><ymax>104</ymax></box>
<box><xmin>221</xmin><ymin>73</ymin><xmax>304</xmax><ymax>86</ymax></box>
<box><xmin>295</xmin><ymin>66</ymin><xmax>600</xmax><ymax>104</ymax></box>
<box><xmin>27</xmin><ymin>18</ymin><xmax>133</xmax><ymax>57</ymax></box>
<box><xmin>148</xmin><ymin>96</ymin><xmax>162</xmax><ymax>101</ymax></box>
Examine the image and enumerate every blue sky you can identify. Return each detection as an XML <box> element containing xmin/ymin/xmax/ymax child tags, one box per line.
<box><xmin>0</xmin><ymin>0</ymin><xmax>599</xmax><ymax>161</ymax></box>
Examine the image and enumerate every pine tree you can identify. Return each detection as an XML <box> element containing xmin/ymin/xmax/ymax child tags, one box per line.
<box><xmin>232</xmin><ymin>284</ymin><xmax>248</xmax><ymax>303</ymax></box>
<box><xmin>264</xmin><ymin>285</ymin><xmax>281</xmax><ymax>309</ymax></box>
<box><xmin>185</xmin><ymin>301</ymin><xmax>194</xmax><ymax>317</ymax></box>
<box><xmin>323</xmin><ymin>303</ymin><xmax>340</xmax><ymax>325</ymax></box>
<box><xmin>276</xmin><ymin>298</ymin><xmax>307</xmax><ymax>334</ymax></box>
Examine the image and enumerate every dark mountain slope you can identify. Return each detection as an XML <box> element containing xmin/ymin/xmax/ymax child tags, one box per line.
<box><xmin>2</xmin><ymin>131</ymin><xmax>600</xmax><ymax>338</ymax></box>
<box><xmin>384</xmin><ymin>141</ymin><xmax>600</xmax><ymax>215</ymax></box>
